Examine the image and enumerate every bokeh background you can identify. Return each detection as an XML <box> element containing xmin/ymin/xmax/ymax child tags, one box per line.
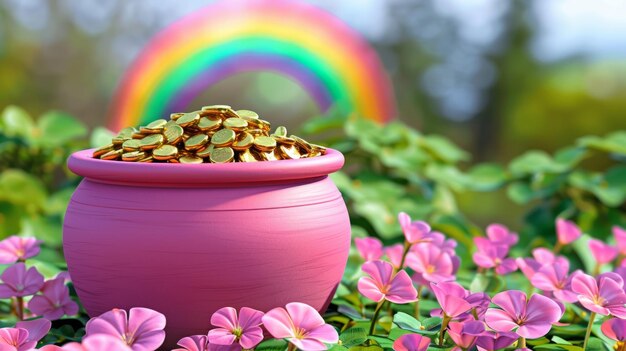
<box><xmin>1</xmin><ymin>0</ymin><xmax>625</xmax><ymax>252</ymax></box>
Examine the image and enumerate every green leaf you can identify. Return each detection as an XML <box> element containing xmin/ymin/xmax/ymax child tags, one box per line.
<box><xmin>36</xmin><ymin>111</ymin><xmax>87</xmax><ymax>147</ymax></box>
<box><xmin>366</xmin><ymin>336</ymin><xmax>394</xmax><ymax>348</ymax></box>
<box><xmin>509</xmin><ymin>151</ymin><xmax>566</xmax><ymax>176</ymax></box>
<box><xmin>90</xmin><ymin>127</ymin><xmax>116</xmax><ymax>148</ymax></box>
<box><xmin>256</xmin><ymin>338</ymin><xmax>288</xmax><ymax>351</ymax></box>
<box><xmin>551</xmin><ymin>336</ymin><xmax>572</xmax><ymax>345</ymax></box>
<box><xmin>0</xmin><ymin>169</ymin><xmax>48</xmax><ymax>209</ymax></box>
<box><xmin>0</xmin><ymin>105</ymin><xmax>35</xmax><ymax>138</ymax></box>
<box><xmin>507</xmin><ymin>182</ymin><xmax>535</xmax><ymax>204</ymax></box>
<box><xmin>578</xmin><ymin>132</ymin><xmax>626</xmax><ymax>155</ymax></box>
<box><xmin>469</xmin><ymin>273</ymin><xmax>505</xmax><ymax>293</ymax></box>
<box><xmin>329</xmin><ymin>345</ymin><xmax>349</xmax><ymax>351</ymax></box>
<box><xmin>465</xmin><ymin>163</ymin><xmax>507</xmax><ymax>191</ymax></box>
<box><xmin>348</xmin><ymin>346</ymin><xmax>384</xmax><ymax>351</ymax></box>
<box><xmin>534</xmin><ymin>344</ymin><xmax>584</xmax><ymax>351</ymax></box>
<box><xmin>393</xmin><ymin>312</ymin><xmax>421</xmax><ymax>332</ymax></box>
<box><xmin>421</xmin><ymin>135</ymin><xmax>469</xmax><ymax>163</ymax></box>
<box><xmin>340</xmin><ymin>327</ymin><xmax>368</xmax><ymax>347</ymax></box>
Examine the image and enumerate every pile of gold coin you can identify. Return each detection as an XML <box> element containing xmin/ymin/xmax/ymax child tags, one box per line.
<box><xmin>93</xmin><ymin>105</ymin><xmax>326</xmax><ymax>163</ymax></box>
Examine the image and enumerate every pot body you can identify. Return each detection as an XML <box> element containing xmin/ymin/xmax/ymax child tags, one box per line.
<box><xmin>63</xmin><ymin>157</ymin><xmax>350</xmax><ymax>348</ymax></box>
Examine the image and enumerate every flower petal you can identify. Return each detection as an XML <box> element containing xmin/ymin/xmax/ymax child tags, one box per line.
<box><xmin>485</xmin><ymin>309</ymin><xmax>518</xmax><ymax>333</ymax></box>
<box><xmin>238</xmin><ymin>307</ymin><xmax>264</xmax><ymax>330</ymax></box>
<box><xmin>307</xmin><ymin>324</ymin><xmax>339</xmax><ymax>344</ymax></box>
<box><xmin>262</xmin><ymin>307</ymin><xmax>294</xmax><ymax>339</ymax></box>
<box><xmin>386</xmin><ymin>270</ymin><xmax>417</xmax><ymax>304</ymax></box>
<box><xmin>357</xmin><ymin>276</ymin><xmax>385</xmax><ymax>302</ymax></box>
<box><xmin>208</xmin><ymin>328</ymin><xmax>237</xmax><ymax>346</ymax></box>
<box><xmin>239</xmin><ymin>326</ymin><xmax>264</xmax><ymax>349</ymax></box>
<box><xmin>285</xmin><ymin>302</ymin><xmax>325</xmax><ymax>331</ymax></box>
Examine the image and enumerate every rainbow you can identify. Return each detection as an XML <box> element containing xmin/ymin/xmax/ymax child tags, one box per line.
<box><xmin>108</xmin><ymin>0</ymin><xmax>396</xmax><ymax>131</ymax></box>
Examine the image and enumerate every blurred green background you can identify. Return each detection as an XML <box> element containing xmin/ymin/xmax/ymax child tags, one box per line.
<box><xmin>0</xmin><ymin>0</ymin><xmax>625</xmax><ymax>262</ymax></box>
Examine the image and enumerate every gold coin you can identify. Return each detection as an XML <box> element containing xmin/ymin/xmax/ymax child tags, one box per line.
<box><xmin>93</xmin><ymin>143</ymin><xmax>114</xmax><ymax>158</ymax></box>
<box><xmin>140</xmin><ymin>119</ymin><xmax>167</xmax><ymax>134</ymax></box>
<box><xmin>201</xmin><ymin>104</ymin><xmax>231</xmax><ymax>111</ymax></box>
<box><xmin>170</xmin><ymin>112</ymin><xmax>185</xmax><ymax>121</ymax></box>
<box><xmin>273</xmin><ymin>135</ymin><xmax>295</xmax><ymax>145</ymax></box>
<box><xmin>291</xmin><ymin>135</ymin><xmax>312</xmax><ymax>152</ymax></box>
<box><xmin>164</xmin><ymin>124</ymin><xmax>184</xmax><ymax>144</ymax></box>
<box><xmin>198</xmin><ymin>117</ymin><xmax>221</xmax><ymax>132</ymax></box>
<box><xmin>278</xmin><ymin>144</ymin><xmax>301</xmax><ymax>160</ymax></box>
<box><xmin>310</xmin><ymin>143</ymin><xmax>327</xmax><ymax>155</ymax></box>
<box><xmin>211</xmin><ymin>128</ymin><xmax>236</xmax><ymax>147</ymax></box>
<box><xmin>117</xmin><ymin>127</ymin><xmax>135</xmax><ymax>139</ymax></box>
<box><xmin>247</xmin><ymin>128</ymin><xmax>267</xmax><ymax>136</ymax></box>
<box><xmin>139</xmin><ymin>134</ymin><xmax>164</xmax><ymax>150</ymax></box>
<box><xmin>132</xmin><ymin>132</ymin><xmax>146</xmax><ymax>139</ymax></box>
<box><xmin>210</xmin><ymin>147</ymin><xmax>234</xmax><ymax>163</ymax></box>
<box><xmin>196</xmin><ymin>144</ymin><xmax>214</xmax><ymax>158</ymax></box>
<box><xmin>100</xmin><ymin>149</ymin><xmax>122</xmax><ymax>160</ymax></box>
<box><xmin>122</xmin><ymin>151</ymin><xmax>145</xmax><ymax>162</ymax></box>
<box><xmin>238</xmin><ymin>149</ymin><xmax>259</xmax><ymax>162</ymax></box>
<box><xmin>153</xmin><ymin>144</ymin><xmax>178</xmax><ymax>160</ymax></box>
<box><xmin>122</xmin><ymin>139</ymin><xmax>142</xmax><ymax>152</ymax></box>
<box><xmin>176</xmin><ymin>111</ymin><xmax>200</xmax><ymax>127</ymax></box>
<box><xmin>179</xmin><ymin>155</ymin><xmax>203</xmax><ymax>164</ymax></box>
<box><xmin>235</xmin><ymin>109</ymin><xmax>259</xmax><ymax>119</ymax></box>
<box><xmin>168</xmin><ymin>158</ymin><xmax>180</xmax><ymax>163</ymax></box>
<box><xmin>138</xmin><ymin>155</ymin><xmax>154</xmax><ymax>163</ymax></box>
<box><xmin>273</xmin><ymin>126</ymin><xmax>287</xmax><ymax>137</ymax></box>
<box><xmin>257</xmin><ymin>119</ymin><xmax>271</xmax><ymax>131</ymax></box>
<box><xmin>261</xmin><ymin>149</ymin><xmax>281</xmax><ymax>161</ymax></box>
<box><xmin>223</xmin><ymin>117</ymin><xmax>248</xmax><ymax>131</ymax></box>
<box><xmin>253</xmin><ymin>136</ymin><xmax>276</xmax><ymax>152</ymax></box>
<box><xmin>232</xmin><ymin>132</ymin><xmax>253</xmax><ymax>151</ymax></box>
<box><xmin>185</xmin><ymin>134</ymin><xmax>209</xmax><ymax>150</ymax></box>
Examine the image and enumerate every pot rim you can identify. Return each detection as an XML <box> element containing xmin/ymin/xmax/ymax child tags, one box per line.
<box><xmin>68</xmin><ymin>148</ymin><xmax>344</xmax><ymax>186</ymax></box>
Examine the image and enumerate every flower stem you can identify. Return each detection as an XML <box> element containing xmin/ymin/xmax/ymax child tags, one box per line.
<box><xmin>583</xmin><ymin>312</ymin><xmax>596</xmax><ymax>350</ymax></box>
<box><xmin>15</xmin><ymin>296</ymin><xmax>24</xmax><ymax>320</ymax></box>
<box><xmin>414</xmin><ymin>286</ymin><xmax>423</xmax><ymax>320</ymax></box>
<box><xmin>518</xmin><ymin>337</ymin><xmax>526</xmax><ymax>349</ymax></box>
<box><xmin>368</xmin><ymin>300</ymin><xmax>385</xmax><ymax>336</ymax></box>
<box><xmin>438</xmin><ymin>315</ymin><xmax>451</xmax><ymax>346</ymax></box>
<box><xmin>287</xmin><ymin>342</ymin><xmax>297</xmax><ymax>351</ymax></box>
<box><xmin>397</xmin><ymin>241</ymin><xmax>412</xmax><ymax>270</ymax></box>
<box><xmin>553</xmin><ymin>241</ymin><xmax>563</xmax><ymax>254</ymax></box>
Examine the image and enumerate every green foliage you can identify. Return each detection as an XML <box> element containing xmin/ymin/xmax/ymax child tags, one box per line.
<box><xmin>301</xmin><ymin>114</ymin><xmax>626</xmax><ymax>250</ymax></box>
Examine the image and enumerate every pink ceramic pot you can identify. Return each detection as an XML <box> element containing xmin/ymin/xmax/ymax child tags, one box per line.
<box><xmin>63</xmin><ymin>148</ymin><xmax>350</xmax><ymax>348</ymax></box>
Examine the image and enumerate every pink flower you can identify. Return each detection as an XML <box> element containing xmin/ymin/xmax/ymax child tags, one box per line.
<box><xmin>0</xmin><ymin>236</ymin><xmax>41</xmax><ymax>264</ymax></box>
<box><xmin>613</xmin><ymin>226</ymin><xmax>626</xmax><ymax>255</ymax></box>
<box><xmin>392</xmin><ymin>333</ymin><xmax>430</xmax><ymax>351</ymax></box>
<box><xmin>358</xmin><ymin>261</ymin><xmax>417</xmax><ymax>304</ymax></box>
<box><xmin>601</xmin><ymin>318</ymin><xmax>626</xmax><ymax>342</ymax></box>
<box><xmin>429</xmin><ymin>232</ymin><xmax>458</xmax><ymax>256</ymax></box>
<box><xmin>486</xmin><ymin>224</ymin><xmax>518</xmax><ymax>247</ymax></box>
<box><xmin>472</xmin><ymin>238</ymin><xmax>517</xmax><ymax>275</ymax></box>
<box><xmin>556</xmin><ymin>218</ymin><xmax>581</xmax><ymax>245</ymax></box>
<box><xmin>588</xmin><ymin>239</ymin><xmax>619</xmax><ymax>265</ymax></box>
<box><xmin>208</xmin><ymin>307</ymin><xmax>264</xmax><ymax>349</ymax></box>
<box><xmin>56</xmin><ymin>334</ymin><xmax>133</xmax><ymax>351</ymax></box>
<box><xmin>85</xmin><ymin>307</ymin><xmax>166</xmax><ymax>351</ymax></box>
<box><xmin>354</xmin><ymin>238</ymin><xmax>383</xmax><ymax>262</ymax></box>
<box><xmin>28</xmin><ymin>277</ymin><xmax>78</xmax><ymax>320</ymax></box>
<box><xmin>530</xmin><ymin>261</ymin><xmax>579</xmax><ymax>303</ymax></box>
<box><xmin>0</xmin><ymin>318</ymin><xmax>50</xmax><ymax>351</ymax></box>
<box><xmin>173</xmin><ymin>335</ymin><xmax>208</xmax><ymax>351</ymax></box>
<box><xmin>571</xmin><ymin>272</ymin><xmax>626</xmax><ymax>318</ymax></box>
<box><xmin>516</xmin><ymin>248</ymin><xmax>567</xmax><ymax>281</ymax></box>
<box><xmin>0</xmin><ymin>262</ymin><xmax>44</xmax><ymax>298</ymax></box>
<box><xmin>398</xmin><ymin>213</ymin><xmax>431</xmax><ymax>244</ymax></box>
<box><xmin>384</xmin><ymin>244</ymin><xmax>404</xmax><ymax>269</ymax></box>
<box><xmin>406</xmin><ymin>243</ymin><xmax>455</xmax><ymax>285</ymax></box>
<box><xmin>475</xmin><ymin>331</ymin><xmax>518</xmax><ymax>351</ymax></box>
<box><xmin>485</xmin><ymin>290</ymin><xmax>562</xmax><ymax>339</ymax></box>
<box><xmin>447</xmin><ymin>321</ymin><xmax>485</xmax><ymax>350</ymax></box>
<box><xmin>262</xmin><ymin>302</ymin><xmax>338</xmax><ymax>351</ymax></box>
<box><xmin>430</xmin><ymin>282</ymin><xmax>472</xmax><ymax>319</ymax></box>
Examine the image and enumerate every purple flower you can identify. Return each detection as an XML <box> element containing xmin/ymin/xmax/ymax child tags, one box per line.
<box><xmin>173</xmin><ymin>335</ymin><xmax>208</xmax><ymax>351</ymax></box>
<box><xmin>0</xmin><ymin>263</ymin><xmax>44</xmax><ymax>298</ymax></box>
<box><xmin>588</xmin><ymin>239</ymin><xmax>619</xmax><ymax>265</ymax></box>
<box><xmin>0</xmin><ymin>236</ymin><xmax>41</xmax><ymax>264</ymax></box>
<box><xmin>384</xmin><ymin>244</ymin><xmax>405</xmax><ymax>269</ymax></box>
<box><xmin>85</xmin><ymin>307</ymin><xmax>166</xmax><ymax>351</ymax></box>
<box><xmin>516</xmin><ymin>248</ymin><xmax>567</xmax><ymax>281</ymax></box>
<box><xmin>473</xmin><ymin>238</ymin><xmax>517</xmax><ymax>275</ymax></box>
<box><xmin>430</xmin><ymin>282</ymin><xmax>472</xmax><ymax>319</ymax></box>
<box><xmin>530</xmin><ymin>261</ymin><xmax>579</xmax><ymax>303</ymax></box>
<box><xmin>613</xmin><ymin>226</ymin><xmax>626</xmax><ymax>255</ymax></box>
<box><xmin>28</xmin><ymin>276</ymin><xmax>79</xmax><ymax>320</ymax></box>
<box><xmin>475</xmin><ymin>331</ymin><xmax>518</xmax><ymax>351</ymax></box>
<box><xmin>406</xmin><ymin>243</ymin><xmax>455</xmax><ymax>285</ymax></box>
<box><xmin>358</xmin><ymin>260</ymin><xmax>417</xmax><ymax>304</ymax></box>
<box><xmin>53</xmin><ymin>334</ymin><xmax>133</xmax><ymax>351</ymax></box>
<box><xmin>447</xmin><ymin>320</ymin><xmax>485</xmax><ymax>350</ymax></box>
<box><xmin>208</xmin><ymin>307</ymin><xmax>264</xmax><ymax>350</ymax></box>
<box><xmin>262</xmin><ymin>302</ymin><xmax>338</xmax><ymax>351</ymax></box>
<box><xmin>0</xmin><ymin>318</ymin><xmax>50</xmax><ymax>351</ymax></box>
<box><xmin>601</xmin><ymin>318</ymin><xmax>626</xmax><ymax>342</ymax></box>
<box><xmin>556</xmin><ymin>218</ymin><xmax>581</xmax><ymax>245</ymax></box>
<box><xmin>571</xmin><ymin>272</ymin><xmax>626</xmax><ymax>318</ymax></box>
<box><xmin>398</xmin><ymin>213</ymin><xmax>431</xmax><ymax>244</ymax></box>
<box><xmin>486</xmin><ymin>224</ymin><xmax>518</xmax><ymax>247</ymax></box>
<box><xmin>354</xmin><ymin>237</ymin><xmax>383</xmax><ymax>262</ymax></box>
<box><xmin>392</xmin><ymin>333</ymin><xmax>430</xmax><ymax>351</ymax></box>
<box><xmin>485</xmin><ymin>290</ymin><xmax>563</xmax><ymax>339</ymax></box>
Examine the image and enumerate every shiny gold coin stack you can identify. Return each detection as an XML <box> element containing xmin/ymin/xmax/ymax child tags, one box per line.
<box><xmin>93</xmin><ymin>105</ymin><xmax>327</xmax><ymax>163</ymax></box>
